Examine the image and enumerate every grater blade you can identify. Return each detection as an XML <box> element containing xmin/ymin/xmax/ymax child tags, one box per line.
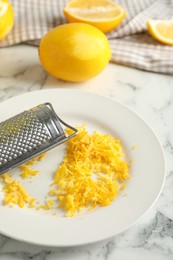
<box><xmin>0</xmin><ymin>102</ymin><xmax>78</xmax><ymax>175</ymax></box>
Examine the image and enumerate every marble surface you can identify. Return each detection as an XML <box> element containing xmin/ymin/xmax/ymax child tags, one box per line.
<box><xmin>0</xmin><ymin>44</ymin><xmax>173</xmax><ymax>260</ymax></box>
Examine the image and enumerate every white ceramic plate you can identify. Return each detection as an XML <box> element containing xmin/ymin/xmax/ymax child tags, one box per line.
<box><xmin>0</xmin><ymin>89</ymin><xmax>166</xmax><ymax>247</ymax></box>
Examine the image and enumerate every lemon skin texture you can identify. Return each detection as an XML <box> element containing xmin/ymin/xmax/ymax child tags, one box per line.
<box><xmin>39</xmin><ymin>23</ymin><xmax>111</xmax><ymax>82</ymax></box>
<box><xmin>0</xmin><ymin>0</ymin><xmax>14</xmax><ymax>40</ymax></box>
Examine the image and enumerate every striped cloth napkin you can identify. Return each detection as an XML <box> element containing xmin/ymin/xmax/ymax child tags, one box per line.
<box><xmin>0</xmin><ymin>0</ymin><xmax>173</xmax><ymax>75</ymax></box>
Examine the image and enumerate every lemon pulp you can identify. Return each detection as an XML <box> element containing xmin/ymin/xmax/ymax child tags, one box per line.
<box><xmin>64</xmin><ymin>0</ymin><xmax>126</xmax><ymax>33</ymax></box>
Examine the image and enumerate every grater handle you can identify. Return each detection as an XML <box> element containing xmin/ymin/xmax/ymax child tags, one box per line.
<box><xmin>45</xmin><ymin>102</ymin><xmax>78</xmax><ymax>141</ymax></box>
<box><xmin>58</xmin><ymin>116</ymin><xmax>78</xmax><ymax>141</ymax></box>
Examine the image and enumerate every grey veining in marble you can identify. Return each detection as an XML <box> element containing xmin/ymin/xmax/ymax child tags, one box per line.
<box><xmin>0</xmin><ymin>45</ymin><xmax>173</xmax><ymax>260</ymax></box>
<box><xmin>0</xmin><ymin>45</ymin><xmax>47</xmax><ymax>102</ymax></box>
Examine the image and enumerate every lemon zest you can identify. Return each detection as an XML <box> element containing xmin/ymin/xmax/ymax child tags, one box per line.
<box><xmin>0</xmin><ymin>173</ymin><xmax>35</xmax><ymax>208</ymax></box>
<box><xmin>50</xmin><ymin>126</ymin><xmax>130</xmax><ymax>216</ymax></box>
<box><xmin>19</xmin><ymin>153</ymin><xmax>47</xmax><ymax>179</ymax></box>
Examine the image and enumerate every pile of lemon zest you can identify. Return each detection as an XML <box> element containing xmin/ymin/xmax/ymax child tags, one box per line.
<box><xmin>19</xmin><ymin>153</ymin><xmax>47</xmax><ymax>179</ymax></box>
<box><xmin>132</xmin><ymin>145</ymin><xmax>137</xmax><ymax>150</ymax></box>
<box><xmin>0</xmin><ymin>173</ymin><xmax>36</xmax><ymax>208</ymax></box>
<box><xmin>50</xmin><ymin>126</ymin><xmax>130</xmax><ymax>217</ymax></box>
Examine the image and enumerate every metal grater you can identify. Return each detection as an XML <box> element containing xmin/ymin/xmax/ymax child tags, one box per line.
<box><xmin>0</xmin><ymin>102</ymin><xmax>78</xmax><ymax>175</ymax></box>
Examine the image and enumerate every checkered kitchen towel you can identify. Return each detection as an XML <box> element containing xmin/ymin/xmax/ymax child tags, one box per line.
<box><xmin>0</xmin><ymin>0</ymin><xmax>173</xmax><ymax>75</ymax></box>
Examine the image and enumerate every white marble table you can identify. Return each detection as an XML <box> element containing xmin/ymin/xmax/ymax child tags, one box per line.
<box><xmin>0</xmin><ymin>44</ymin><xmax>173</xmax><ymax>260</ymax></box>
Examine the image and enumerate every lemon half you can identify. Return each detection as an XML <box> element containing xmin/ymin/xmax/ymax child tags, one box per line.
<box><xmin>147</xmin><ymin>19</ymin><xmax>173</xmax><ymax>45</ymax></box>
<box><xmin>0</xmin><ymin>0</ymin><xmax>14</xmax><ymax>40</ymax></box>
<box><xmin>64</xmin><ymin>0</ymin><xmax>126</xmax><ymax>33</ymax></box>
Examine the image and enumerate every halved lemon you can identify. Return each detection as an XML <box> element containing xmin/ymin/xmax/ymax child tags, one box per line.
<box><xmin>64</xmin><ymin>0</ymin><xmax>126</xmax><ymax>33</ymax></box>
<box><xmin>0</xmin><ymin>0</ymin><xmax>14</xmax><ymax>40</ymax></box>
<box><xmin>147</xmin><ymin>19</ymin><xmax>173</xmax><ymax>45</ymax></box>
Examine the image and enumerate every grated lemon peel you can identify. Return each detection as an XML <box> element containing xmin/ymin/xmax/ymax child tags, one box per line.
<box><xmin>0</xmin><ymin>173</ymin><xmax>35</xmax><ymax>208</ymax></box>
<box><xmin>0</xmin><ymin>153</ymin><xmax>47</xmax><ymax>209</ymax></box>
<box><xmin>0</xmin><ymin>126</ymin><xmax>130</xmax><ymax>216</ymax></box>
<box><xmin>49</xmin><ymin>125</ymin><xmax>130</xmax><ymax>217</ymax></box>
<box><xmin>19</xmin><ymin>153</ymin><xmax>47</xmax><ymax>179</ymax></box>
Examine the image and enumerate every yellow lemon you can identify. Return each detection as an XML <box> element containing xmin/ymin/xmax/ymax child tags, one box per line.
<box><xmin>39</xmin><ymin>23</ymin><xmax>111</xmax><ymax>82</ymax></box>
<box><xmin>63</xmin><ymin>0</ymin><xmax>126</xmax><ymax>33</ymax></box>
<box><xmin>0</xmin><ymin>0</ymin><xmax>14</xmax><ymax>40</ymax></box>
<box><xmin>147</xmin><ymin>19</ymin><xmax>173</xmax><ymax>45</ymax></box>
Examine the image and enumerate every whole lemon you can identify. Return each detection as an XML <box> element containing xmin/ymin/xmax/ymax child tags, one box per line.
<box><xmin>39</xmin><ymin>23</ymin><xmax>111</xmax><ymax>82</ymax></box>
<box><xmin>0</xmin><ymin>0</ymin><xmax>14</xmax><ymax>40</ymax></box>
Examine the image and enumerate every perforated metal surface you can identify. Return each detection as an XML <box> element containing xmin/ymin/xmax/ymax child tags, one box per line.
<box><xmin>0</xmin><ymin>110</ymin><xmax>50</xmax><ymax>167</ymax></box>
<box><xmin>0</xmin><ymin>103</ymin><xmax>78</xmax><ymax>175</ymax></box>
